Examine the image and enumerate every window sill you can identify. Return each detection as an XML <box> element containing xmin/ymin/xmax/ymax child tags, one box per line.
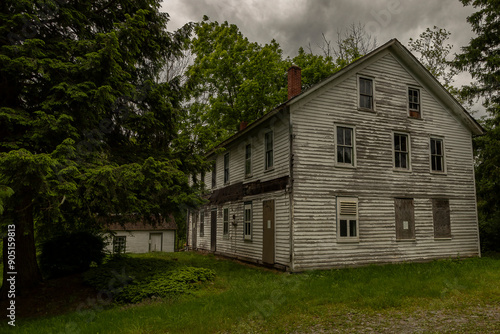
<box><xmin>434</xmin><ymin>237</ymin><xmax>452</xmax><ymax>241</ymax></box>
<box><xmin>245</xmin><ymin>174</ymin><xmax>253</xmax><ymax>179</ymax></box>
<box><xmin>430</xmin><ymin>171</ymin><xmax>447</xmax><ymax>176</ymax></box>
<box><xmin>223</xmin><ymin>235</ymin><xmax>229</xmax><ymax>240</ymax></box>
<box><xmin>244</xmin><ymin>237</ymin><xmax>252</xmax><ymax>242</ymax></box>
<box><xmin>264</xmin><ymin>167</ymin><xmax>275</xmax><ymax>173</ymax></box>
<box><xmin>336</xmin><ymin>163</ymin><xmax>356</xmax><ymax>169</ymax></box>
<box><xmin>393</xmin><ymin>168</ymin><xmax>412</xmax><ymax>173</ymax></box>
<box><xmin>396</xmin><ymin>239</ymin><xmax>416</xmax><ymax>242</ymax></box>
<box><xmin>358</xmin><ymin>107</ymin><xmax>375</xmax><ymax>113</ymax></box>
<box><xmin>337</xmin><ymin>238</ymin><xmax>360</xmax><ymax>243</ymax></box>
<box><xmin>408</xmin><ymin>116</ymin><xmax>423</xmax><ymax>120</ymax></box>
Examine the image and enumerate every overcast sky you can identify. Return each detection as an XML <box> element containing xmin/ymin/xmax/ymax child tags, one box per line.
<box><xmin>161</xmin><ymin>0</ymin><xmax>484</xmax><ymax>115</ymax></box>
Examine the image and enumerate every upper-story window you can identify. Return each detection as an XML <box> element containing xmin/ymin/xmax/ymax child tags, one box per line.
<box><xmin>224</xmin><ymin>153</ymin><xmax>230</xmax><ymax>184</ymax></box>
<box><xmin>245</xmin><ymin>144</ymin><xmax>252</xmax><ymax>177</ymax></box>
<box><xmin>211</xmin><ymin>162</ymin><xmax>216</xmax><ymax>189</ymax></box>
<box><xmin>336</xmin><ymin>126</ymin><xmax>355</xmax><ymax>166</ymax></box>
<box><xmin>359</xmin><ymin>77</ymin><xmax>374</xmax><ymax>110</ymax></box>
<box><xmin>394</xmin><ymin>133</ymin><xmax>410</xmax><ymax>170</ymax></box>
<box><xmin>430</xmin><ymin>138</ymin><xmax>445</xmax><ymax>172</ymax></box>
<box><xmin>408</xmin><ymin>87</ymin><xmax>421</xmax><ymax>118</ymax></box>
<box><xmin>265</xmin><ymin>131</ymin><xmax>274</xmax><ymax>170</ymax></box>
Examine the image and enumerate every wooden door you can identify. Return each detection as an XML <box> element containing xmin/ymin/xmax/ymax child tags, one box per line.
<box><xmin>149</xmin><ymin>233</ymin><xmax>162</xmax><ymax>252</ymax></box>
<box><xmin>262</xmin><ymin>200</ymin><xmax>275</xmax><ymax>264</ymax></box>
<box><xmin>191</xmin><ymin>212</ymin><xmax>197</xmax><ymax>249</ymax></box>
<box><xmin>211</xmin><ymin>209</ymin><xmax>217</xmax><ymax>252</ymax></box>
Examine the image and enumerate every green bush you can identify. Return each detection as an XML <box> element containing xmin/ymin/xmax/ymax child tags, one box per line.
<box><xmin>40</xmin><ymin>231</ymin><xmax>107</xmax><ymax>278</ymax></box>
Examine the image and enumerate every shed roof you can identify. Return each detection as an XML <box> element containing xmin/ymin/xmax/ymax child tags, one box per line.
<box><xmin>106</xmin><ymin>214</ymin><xmax>177</xmax><ymax>231</ymax></box>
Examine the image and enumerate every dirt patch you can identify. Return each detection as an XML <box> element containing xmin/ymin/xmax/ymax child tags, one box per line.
<box><xmin>0</xmin><ymin>273</ymin><xmax>100</xmax><ymax>319</ymax></box>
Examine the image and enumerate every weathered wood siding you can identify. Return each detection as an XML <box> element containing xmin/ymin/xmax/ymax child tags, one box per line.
<box><xmin>190</xmin><ymin>113</ymin><xmax>291</xmax><ymax>267</ymax></box>
<box><xmin>291</xmin><ymin>51</ymin><xmax>479</xmax><ymax>270</ymax></box>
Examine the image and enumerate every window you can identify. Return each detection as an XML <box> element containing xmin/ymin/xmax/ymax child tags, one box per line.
<box><xmin>430</xmin><ymin>138</ymin><xmax>445</xmax><ymax>172</ymax></box>
<box><xmin>211</xmin><ymin>162</ymin><xmax>216</xmax><ymax>189</ymax></box>
<box><xmin>265</xmin><ymin>131</ymin><xmax>274</xmax><ymax>170</ymax></box>
<box><xmin>113</xmin><ymin>236</ymin><xmax>126</xmax><ymax>254</ymax></box>
<box><xmin>223</xmin><ymin>208</ymin><xmax>229</xmax><ymax>237</ymax></box>
<box><xmin>394</xmin><ymin>133</ymin><xmax>410</xmax><ymax>170</ymax></box>
<box><xmin>408</xmin><ymin>87</ymin><xmax>421</xmax><ymax>118</ymax></box>
<box><xmin>224</xmin><ymin>153</ymin><xmax>230</xmax><ymax>184</ymax></box>
<box><xmin>245</xmin><ymin>144</ymin><xmax>252</xmax><ymax>177</ymax></box>
<box><xmin>244</xmin><ymin>202</ymin><xmax>252</xmax><ymax>240</ymax></box>
<box><xmin>200</xmin><ymin>211</ymin><xmax>205</xmax><ymax>237</ymax></box>
<box><xmin>394</xmin><ymin>198</ymin><xmax>415</xmax><ymax>240</ymax></box>
<box><xmin>359</xmin><ymin>77</ymin><xmax>373</xmax><ymax>110</ymax></box>
<box><xmin>337</xmin><ymin>197</ymin><xmax>359</xmax><ymax>242</ymax></box>
<box><xmin>433</xmin><ymin>199</ymin><xmax>451</xmax><ymax>238</ymax></box>
<box><xmin>336</xmin><ymin>126</ymin><xmax>354</xmax><ymax>166</ymax></box>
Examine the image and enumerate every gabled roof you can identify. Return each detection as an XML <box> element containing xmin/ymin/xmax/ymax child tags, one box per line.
<box><xmin>107</xmin><ymin>214</ymin><xmax>177</xmax><ymax>231</ymax></box>
<box><xmin>208</xmin><ymin>38</ymin><xmax>483</xmax><ymax>154</ymax></box>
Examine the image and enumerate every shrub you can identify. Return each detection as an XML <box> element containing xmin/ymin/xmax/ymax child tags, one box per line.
<box><xmin>40</xmin><ymin>231</ymin><xmax>107</xmax><ymax>278</ymax></box>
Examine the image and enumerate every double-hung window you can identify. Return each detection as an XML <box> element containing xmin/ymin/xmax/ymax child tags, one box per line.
<box><xmin>336</xmin><ymin>126</ymin><xmax>354</xmax><ymax>166</ymax></box>
<box><xmin>224</xmin><ymin>153</ymin><xmax>230</xmax><ymax>184</ymax></box>
<box><xmin>359</xmin><ymin>77</ymin><xmax>373</xmax><ymax>110</ymax></box>
<box><xmin>200</xmin><ymin>211</ymin><xmax>205</xmax><ymax>237</ymax></box>
<box><xmin>394</xmin><ymin>133</ymin><xmax>410</xmax><ymax>170</ymax></box>
<box><xmin>211</xmin><ymin>162</ymin><xmax>216</xmax><ymax>189</ymax></box>
<box><xmin>244</xmin><ymin>202</ymin><xmax>252</xmax><ymax>240</ymax></box>
<box><xmin>337</xmin><ymin>197</ymin><xmax>359</xmax><ymax>242</ymax></box>
<box><xmin>245</xmin><ymin>144</ymin><xmax>252</xmax><ymax>177</ymax></box>
<box><xmin>265</xmin><ymin>131</ymin><xmax>274</xmax><ymax>170</ymax></box>
<box><xmin>408</xmin><ymin>87</ymin><xmax>421</xmax><ymax>118</ymax></box>
<box><xmin>430</xmin><ymin>138</ymin><xmax>445</xmax><ymax>172</ymax></box>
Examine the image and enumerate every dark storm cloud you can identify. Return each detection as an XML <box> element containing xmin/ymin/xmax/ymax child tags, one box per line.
<box><xmin>163</xmin><ymin>0</ymin><xmax>475</xmax><ymax>58</ymax></box>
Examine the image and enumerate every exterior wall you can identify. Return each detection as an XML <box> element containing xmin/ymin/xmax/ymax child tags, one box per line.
<box><xmin>290</xmin><ymin>51</ymin><xmax>479</xmax><ymax>270</ymax></box>
<box><xmin>188</xmin><ymin>111</ymin><xmax>292</xmax><ymax>268</ymax></box>
<box><xmin>106</xmin><ymin>230</ymin><xmax>176</xmax><ymax>254</ymax></box>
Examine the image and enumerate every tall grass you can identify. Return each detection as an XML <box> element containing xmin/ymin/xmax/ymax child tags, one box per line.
<box><xmin>10</xmin><ymin>253</ymin><xmax>500</xmax><ymax>333</ymax></box>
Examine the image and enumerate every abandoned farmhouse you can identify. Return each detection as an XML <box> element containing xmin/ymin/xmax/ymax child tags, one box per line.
<box><xmin>187</xmin><ymin>39</ymin><xmax>484</xmax><ymax>271</ymax></box>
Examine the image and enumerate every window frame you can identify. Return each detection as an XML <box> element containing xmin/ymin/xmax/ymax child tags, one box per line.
<box><xmin>408</xmin><ymin>87</ymin><xmax>422</xmax><ymax>119</ymax></box>
<box><xmin>223</xmin><ymin>207</ymin><xmax>229</xmax><ymax>238</ymax></box>
<box><xmin>211</xmin><ymin>161</ymin><xmax>216</xmax><ymax>189</ymax></box>
<box><xmin>244</xmin><ymin>202</ymin><xmax>252</xmax><ymax>241</ymax></box>
<box><xmin>336</xmin><ymin>197</ymin><xmax>359</xmax><ymax>243</ymax></box>
<box><xmin>430</xmin><ymin>137</ymin><xmax>446</xmax><ymax>174</ymax></box>
<box><xmin>358</xmin><ymin>76</ymin><xmax>375</xmax><ymax>111</ymax></box>
<box><xmin>264</xmin><ymin>130</ymin><xmax>274</xmax><ymax>171</ymax></box>
<box><xmin>245</xmin><ymin>143</ymin><xmax>252</xmax><ymax>177</ymax></box>
<box><xmin>335</xmin><ymin>124</ymin><xmax>356</xmax><ymax>168</ymax></box>
<box><xmin>113</xmin><ymin>236</ymin><xmax>126</xmax><ymax>254</ymax></box>
<box><xmin>393</xmin><ymin>132</ymin><xmax>411</xmax><ymax>171</ymax></box>
<box><xmin>200</xmin><ymin>210</ymin><xmax>205</xmax><ymax>237</ymax></box>
<box><xmin>224</xmin><ymin>152</ymin><xmax>230</xmax><ymax>184</ymax></box>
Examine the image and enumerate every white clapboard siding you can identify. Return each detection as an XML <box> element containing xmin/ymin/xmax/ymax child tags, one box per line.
<box><xmin>291</xmin><ymin>52</ymin><xmax>479</xmax><ymax>270</ymax></box>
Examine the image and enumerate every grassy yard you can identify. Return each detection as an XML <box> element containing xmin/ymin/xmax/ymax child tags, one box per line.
<box><xmin>6</xmin><ymin>252</ymin><xmax>500</xmax><ymax>333</ymax></box>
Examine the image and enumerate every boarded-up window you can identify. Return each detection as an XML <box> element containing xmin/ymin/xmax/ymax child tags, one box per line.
<box><xmin>395</xmin><ymin>198</ymin><xmax>415</xmax><ymax>240</ymax></box>
<box><xmin>433</xmin><ymin>199</ymin><xmax>451</xmax><ymax>238</ymax></box>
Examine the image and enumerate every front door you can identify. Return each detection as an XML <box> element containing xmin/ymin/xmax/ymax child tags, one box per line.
<box><xmin>211</xmin><ymin>209</ymin><xmax>217</xmax><ymax>252</ymax></box>
<box><xmin>149</xmin><ymin>233</ymin><xmax>162</xmax><ymax>252</ymax></box>
<box><xmin>263</xmin><ymin>200</ymin><xmax>275</xmax><ymax>264</ymax></box>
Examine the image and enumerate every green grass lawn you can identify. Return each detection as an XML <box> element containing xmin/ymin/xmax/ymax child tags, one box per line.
<box><xmin>8</xmin><ymin>253</ymin><xmax>500</xmax><ymax>333</ymax></box>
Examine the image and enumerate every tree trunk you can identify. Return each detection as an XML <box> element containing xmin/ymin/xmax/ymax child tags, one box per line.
<box><xmin>0</xmin><ymin>191</ymin><xmax>42</xmax><ymax>299</ymax></box>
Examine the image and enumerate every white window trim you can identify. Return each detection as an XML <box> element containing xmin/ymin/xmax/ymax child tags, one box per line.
<box><xmin>244</xmin><ymin>202</ymin><xmax>252</xmax><ymax>241</ymax></box>
<box><xmin>334</xmin><ymin>124</ymin><xmax>357</xmax><ymax>168</ymax></box>
<box><xmin>245</xmin><ymin>142</ymin><xmax>253</xmax><ymax>178</ymax></box>
<box><xmin>429</xmin><ymin>136</ymin><xmax>447</xmax><ymax>174</ymax></box>
<box><xmin>407</xmin><ymin>86</ymin><xmax>423</xmax><ymax>119</ymax></box>
<box><xmin>357</xmin><ymin>75</ymin><xmax>376</xmax><ymax>112</ymax></box>
<box><xmin>224</xmin><ymin>152</ymin><xmax>230</xmax><ymax>185</ymax></box>
<box><xmin>264</xmin><ymin>130</ymin><xmax>274</xmax><ymax>171</ymax></box>
<box><xmin>392</xmin><ymin>131</ymin><xmax>412</xmax><ymax>172</ymax></box>
<box><xmin>211</xmin><ymin>160</ymin><xmax>217</xmax><ymax>190</ymax></box>
<box><xmin>336</xmin><ymin>197</ymin><xmax>359</xmax><ymax>243</ymax></box>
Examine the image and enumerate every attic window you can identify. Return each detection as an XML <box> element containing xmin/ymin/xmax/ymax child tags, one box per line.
<box><xmin>359</xmin><ymin>77</ymin><xmax>373</xmax><ymax>110</ymax></box>
<box><xmin>408</xmin><ymin>88</ymin><xmax>421</xmax><ymax>118</ymax></box>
